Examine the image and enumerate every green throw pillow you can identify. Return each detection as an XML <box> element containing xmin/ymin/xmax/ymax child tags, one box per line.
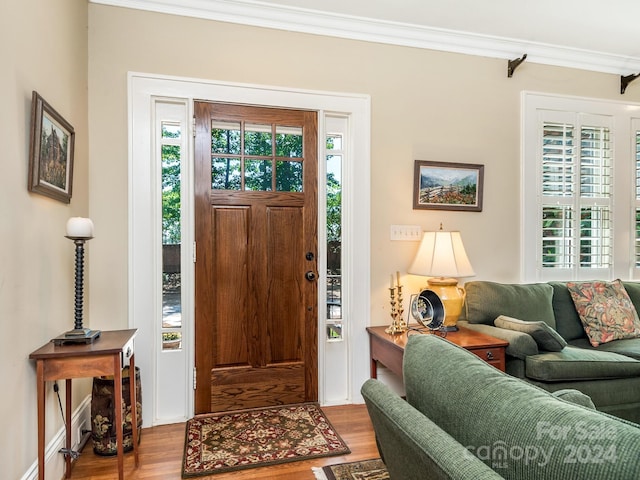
<box><xmin>494</xmin><ymin>315</ymin><xmax>567</xmax><ymax>351</ymax></box>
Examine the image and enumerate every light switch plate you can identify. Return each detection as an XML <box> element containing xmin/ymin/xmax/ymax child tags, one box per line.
<box><xmin>390</xmin><ymin>225</ymin><xmax>422</xmax><ymax>241</ymax></box>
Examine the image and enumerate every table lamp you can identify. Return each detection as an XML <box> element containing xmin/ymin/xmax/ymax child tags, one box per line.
<box><xmin>52</xmin><ymin>217</ymin><xmax>101</xmax><ymax>345</ymax></box>
<box><xmin>408</xmin><ymin>225</ymin><xmax>475</xmax><ymax>331</ymax></box>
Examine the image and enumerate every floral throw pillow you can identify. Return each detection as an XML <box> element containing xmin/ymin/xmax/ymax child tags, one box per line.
<box><xmin>567</xmin><ymin>280</ymin><xmax>640</xmax><ymax>347</ymax></box>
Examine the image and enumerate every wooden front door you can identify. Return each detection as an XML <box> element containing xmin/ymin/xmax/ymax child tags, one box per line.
<box><xmin>194</xmin><ymin>102</ymin><xmax>318</xmax><ymax>413</ymax></box>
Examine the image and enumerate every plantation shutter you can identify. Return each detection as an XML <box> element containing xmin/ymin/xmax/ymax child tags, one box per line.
<box><xmin>523</xmin><ymin>93</ymin><xmax>640</xmax><ymax>282</ymax></box>
<box><xmin>538</xmin><ymin>112</ymin><xmax>613</xmax><ymax>278</ymax></box>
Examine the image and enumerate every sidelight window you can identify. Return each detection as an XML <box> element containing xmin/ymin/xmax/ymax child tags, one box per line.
<box><xmin>324</xmin><ymin>115</ymin><xmax>348</xmax><ymax>342</ymax></box>
<box><xmin>326</xmin><ymin>133</ymin><xmax>342</xmax><ymax>325</ymax></box>
<box><xmin>161</xmin><ymin>122</ymin><xmax>182</xmax><ymax>350</ymax></box>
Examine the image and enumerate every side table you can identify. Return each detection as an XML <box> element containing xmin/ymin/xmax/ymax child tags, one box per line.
<box><xmin>367</xmin><ymin>325</ymin><xmax>508</xmax><ymax>379</ymax></box>
<box><xmin>29</xmin><ymin>329</ymin><xmax>139</xmax><ymax>480</ymax></box>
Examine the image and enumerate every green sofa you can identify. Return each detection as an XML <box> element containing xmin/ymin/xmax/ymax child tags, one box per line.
<box><xmin>459</xmin><ymin>280</ymin><xmax>640</xmax><ymax>423</ymax></box>
<box><xmin>362</xmin><ymin>334</ymin><xmax>640</xmax><ymax>479</ymax></box>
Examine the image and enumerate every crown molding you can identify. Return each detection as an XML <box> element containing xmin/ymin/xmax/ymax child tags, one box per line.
<box><xmin>91</xmin><ymin>0</ymin><xmax>640</xmax><ymax>76</ymax></box>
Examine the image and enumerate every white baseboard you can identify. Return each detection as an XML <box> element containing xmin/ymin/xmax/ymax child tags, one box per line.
<box><xmin>21</xmin><ymin>394</ymin><xmax>92</xmax><ymax>480</ymax></box>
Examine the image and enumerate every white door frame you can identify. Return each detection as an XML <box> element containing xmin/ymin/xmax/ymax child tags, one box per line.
<box><xmin>129</xmin><ymin>72</ymin><xmax>371</xmax><ymax>426</ymax></box>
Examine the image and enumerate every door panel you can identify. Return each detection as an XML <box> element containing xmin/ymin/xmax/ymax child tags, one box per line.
<box><xmin>211</xmin><ymin>206</ymin><xmax>250</xmax><ymax>368</ymax></box>
<box><xmin>210</xmin><ymin>364</ymin><xmax>305</xmax><ymax>412</ymax></box>
<box><xmin>194</xmin><ymin>102</ymin><xmax>318</xmax><ymax>413</ymax></box>
<box><xmin>266</xmin><ymin>207</ymin><xmax>304</xmax><ymax>364</ymax></box>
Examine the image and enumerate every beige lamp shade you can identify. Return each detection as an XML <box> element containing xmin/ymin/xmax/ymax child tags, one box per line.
<box><xmin>408</xmin><ymin>230</ymin><xmax>475</xmax><ymax>278</ymax></box>
<box><xmin>408</xmin><ymin>230</ymin><xmax>475</xmax><ymax>330</ymax></box>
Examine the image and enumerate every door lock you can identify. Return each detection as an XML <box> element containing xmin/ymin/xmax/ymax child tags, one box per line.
<box><xmin>305</xmin><ymin>271</ymin><xmax>316</xmax><ymax>281</ymax></box>
<box><xmin>306</xmin><ymin>252</ymin><xmax>315</xmax><ymax>261</ymax></box>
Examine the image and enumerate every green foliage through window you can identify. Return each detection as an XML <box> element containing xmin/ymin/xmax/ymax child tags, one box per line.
<box><xmin>162</xmin><ymin>144</ymin><xmax>181</xmax><ymax>245</ymax></box>
<box><xmin>211</xmin><ymin>122</ymin><xmax>304</xmax><ymax>192</ymax></box>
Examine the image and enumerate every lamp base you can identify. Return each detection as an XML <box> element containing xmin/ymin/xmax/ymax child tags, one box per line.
<box><xmin>440</xmin><ymin>324</ymin><xmax>459</xmax><ymax>332</ymax></box>
<box><xmin>426</xmin><ymin>277</ymin><xmax>465</xmax><ymax>332</ymax></box>
<box><xmin>52</xmin><ymin>329</ymin><xmax>101</xmax><ymax>346</ymax></box>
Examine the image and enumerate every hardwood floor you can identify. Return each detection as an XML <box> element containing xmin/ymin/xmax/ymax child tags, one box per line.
<box><xmin>70</xmin><ymin>404</ymin><xmax>378</xmax><ymax>479</ymax></box>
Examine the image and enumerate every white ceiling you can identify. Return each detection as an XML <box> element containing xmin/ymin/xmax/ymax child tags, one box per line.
<box><xmin>92</xmin><ymin>0</ymin><xmax>640</xmax><ymax>75</ymax></box>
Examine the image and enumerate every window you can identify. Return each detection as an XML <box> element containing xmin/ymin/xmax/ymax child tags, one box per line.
<box><xmin>161</xmin><ymin>121</ymin><xmax>183</xmax><ymax>350</ymax></box>
<box><xmin>540</xmin><ymin>122</ymin><xmax>612</xmax><ymax>270</ymax></box>
<box><xmin>522</xmin><ymin>93</ymin><xmax>640</xmax><ymax>281</ymax></box>
<box><xmin>326</xmin><ymin>133</ymin><xmax>342</xmax><ymax>331</ymax></box>
<box><xmin>324</xmin><ymin>116</ymin><xmax>348</xmax><ymax>342</ymax></box>
<box><xmin>211</xmin><ymin>121</ymin><xmax>303</xmax><ymax>192</ymax></box>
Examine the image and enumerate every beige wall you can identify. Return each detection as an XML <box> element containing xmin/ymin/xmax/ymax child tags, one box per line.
<box><xmin>88</xmin><ymin>4</ymin><xmax>640</xmax><ymax>332</ymax></box>
<box><xmin>1</xmin><ymin>0</ymin><xmax>89</xmax><ymax>477</ymax></box>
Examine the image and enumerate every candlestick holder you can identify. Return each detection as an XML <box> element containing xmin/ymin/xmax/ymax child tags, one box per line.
<box><xmin>396</xmin><ymin>284</ymin><xmax>406</xmax><ymax>328</ymax></box>
<box><xmin>385</xmin><ymin>284</ymin><xmax>407</xmax><ymax>335</ymax></box>
<box><xmin>52</xmin><ymin>233</ymin><xmax>101</xmax><ymax>345</ymax></box>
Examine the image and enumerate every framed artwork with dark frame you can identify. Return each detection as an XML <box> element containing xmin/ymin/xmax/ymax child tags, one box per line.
<box><xmin>28</xmin><ymin>91</ymin><xmax>75</xmax><ymax>203</ymax></box>
<box><xmin>413</xmin><ymin>160</ymin><xmax>484</xmax><ymax>211</ymax></box>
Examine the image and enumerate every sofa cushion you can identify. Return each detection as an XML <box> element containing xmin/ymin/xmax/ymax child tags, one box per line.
<box><xmin>567</xmin><ymin>280</ymin><xmax>640</xmax><ymax>347</ymax></box>
<box><xmin>549</xmin><ymin>282</ymin><xmax>587</xmax><ymax>342</ymax></box>
<box><xmin>463</xmin><ymin>281</ymin><xmax>555</xmax><ymax>327</ymax></box>
<box><xmin>551</xmin><ymin>389</ymin><xmax>596</xmax><ymax>409</ymax></box>
<box><xmin>525</xmin><ymin>346</ymin><xmax>640</xmax><ymax>381</ymax></box>
<box><xmin>524</xmin><ymin>376</ymin><xmax>640</xmax><ymax>423</ymax></box>
<box><xmin>570</xmin><ymin>336</ymin><xmax>640</xmax><ymax>361</ymax></box>
<box><xmin>495</xmin><ymin>315</ymin><xmax>567</xmax><ymax>351</ymax></box>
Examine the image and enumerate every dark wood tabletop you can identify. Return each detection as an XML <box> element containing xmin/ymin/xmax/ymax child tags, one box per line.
<box><xmin>366</xmin><ymin>324</ymin><xmax>508</xmax><ymax>350</ymax></box>
<box><xmin>29</xmin><ymin>329</ymin><xmax>137</xmax><ymax>359</ymax></box>
<box><xmin>366</xmin><ymin>324</ymin><xmax>509</xmax><ymax>377</ymax></box>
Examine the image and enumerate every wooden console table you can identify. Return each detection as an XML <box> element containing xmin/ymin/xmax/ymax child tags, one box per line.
<box><xmin>29</xmin><ymin>329</ymin><xmax>139</xmax><ymax>480</ymax></box>
<box><xmin>367</xmin><ymin>325</ymin><xmax>508</xmax><ymax>379</ymax></box>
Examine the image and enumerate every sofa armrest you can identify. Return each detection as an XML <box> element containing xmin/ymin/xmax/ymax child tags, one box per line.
<box><xmin>361</xmin><ymin>379</ymin><xmax>503</xmax><ymax>480</ymax></box>
<box><xmin>459</xmin><ymin>321</ymin><xmax>539</xmax><ymax>359</ymax></box>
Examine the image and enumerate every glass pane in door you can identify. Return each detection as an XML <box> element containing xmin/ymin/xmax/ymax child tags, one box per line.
<box><xmin>212</xmin><ymin>158</ymin><xmax>241</xmax><ymax>190</ymax></box>
<box><xmin>276</xmin><ymin>126</ymin><xmax>303</xmax><ymax>157</ymax></box>
<box><xmin>276</xmin><ymin>160</ymin><xmax>303</xmax><ymax>191</ymax></box>
<box><xmin>244</xmin><ymin>123</ymin><xmax>272</xmax><ymax>156</ymax></box>
<box><xmin>244</xmin><ymin>159</ymin><xmax>273</xmax><ymax>191</ymax></box>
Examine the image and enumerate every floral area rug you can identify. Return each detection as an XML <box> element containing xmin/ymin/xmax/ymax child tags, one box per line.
<box><xmin>182</xmin><ymin>402</ymin><xmax>351</xmax><ymax>477</ymax></box>
<box><xmin>313</xmin><ymin>458</ymin><xmax>389</xmax><ymax>480</ymax></box>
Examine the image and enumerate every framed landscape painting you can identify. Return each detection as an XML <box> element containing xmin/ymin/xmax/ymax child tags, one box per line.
<box><xmin>413</xmin><ymin>160</ymin><xmax>484</xmax><ymax>211</ymax></box>
<box><xmin>28</xmin><ymin>91</ymin><xmax>75</xmax><ymax>203</ymax></box>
